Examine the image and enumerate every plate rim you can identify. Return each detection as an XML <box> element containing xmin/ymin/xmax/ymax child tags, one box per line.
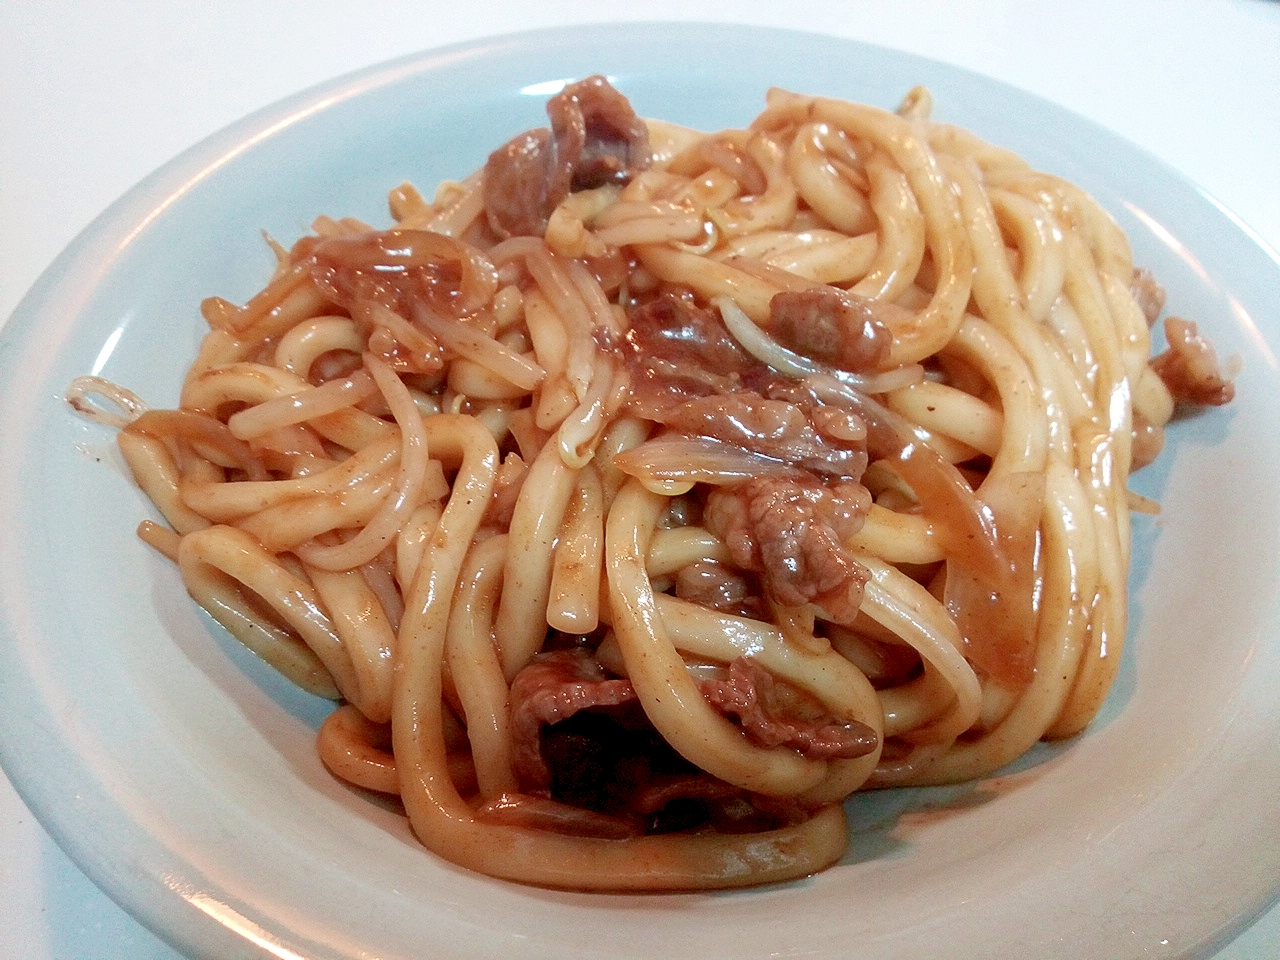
<box><xmin>1</xmin><ymin>20</ymin><xmax>1278</xmax><ymax>960</ymax></box>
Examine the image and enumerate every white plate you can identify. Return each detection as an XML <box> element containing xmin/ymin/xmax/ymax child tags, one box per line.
<box><xmin>1</xmin><ymin>22</ymin><xmax>1278</xmax><ymax>960</ymax></box>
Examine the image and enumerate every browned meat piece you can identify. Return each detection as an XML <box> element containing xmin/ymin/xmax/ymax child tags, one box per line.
<box><xmin>504</xmin><ymin>638</ymin><xmax>876</xmax><ymax>834</ymax></box>
<box><xmin>549</xmin><ymin>75</ymin><xmax>652</xmax><ymax>193</ymax></box>
<box><xmin>704</xmin><ymin>475</ymin><xmax>871</xmax><ymax>623</ymax></box>
<box><xmin>700</xmin><ymin>658</ymin><xmax>878</xmax><ymax>759</ymax></box>
<box><xmin>481</xmin><ymin>129</ymin><xmax>557</xmax><ymax>242</ymax></box>
<box><xmin>767</xmin><ymin>287</ymin><xmax>892</xmax><ymax>371</ymax></box>
<box><xmin>1151</xmin><ymin>316</ymin><xmax>1236</xmax><ymax>407</ymax></box>
<box><xmin>505</xmin><ymin>646</ymin><xmax>804</xmax><ymax>834</ymax></box>
<box><xmin>507</xmin><ymin>647</ymin><xmax>637</xmax><ymax>794</ymax></box>
<box><xmin>619</xmin><ymin>292</ymin><xmax>763</xmax><ymax>408</ymax></box>
<box><xmin>483</xmin><ymin>75</ymin><xmax>652</xmax><ymax>238</ymax></box>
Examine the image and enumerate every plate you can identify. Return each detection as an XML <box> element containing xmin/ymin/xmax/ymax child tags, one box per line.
<box><xmin>1</xmin><ymin>22</ymin><xmax>1278</xmax><ymax>960</ymax></box>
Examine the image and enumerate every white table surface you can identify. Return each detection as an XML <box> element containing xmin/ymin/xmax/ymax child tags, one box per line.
<box><xmin>2</xmin><ymin>1</ymin><xmax>1278</xmax><ymax>957</ymax></box>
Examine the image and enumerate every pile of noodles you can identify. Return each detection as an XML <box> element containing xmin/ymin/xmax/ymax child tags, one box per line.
<box><xmin>68</xmin><ymin>77</ymin><xmax>1233</xmax><ymax>891</ymax></box>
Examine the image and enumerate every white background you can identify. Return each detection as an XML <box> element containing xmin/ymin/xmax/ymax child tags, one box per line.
<box><xmin>2</xmin><ymin>1</ymin><xmax>1278</xmax><ymax>957</ymax></box>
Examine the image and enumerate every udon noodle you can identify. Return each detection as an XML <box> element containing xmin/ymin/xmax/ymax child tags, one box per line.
<box><xmin>68</xmin><ymin>77</ymin><xmax>1234</xmax><ymax>891</ymax></box>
